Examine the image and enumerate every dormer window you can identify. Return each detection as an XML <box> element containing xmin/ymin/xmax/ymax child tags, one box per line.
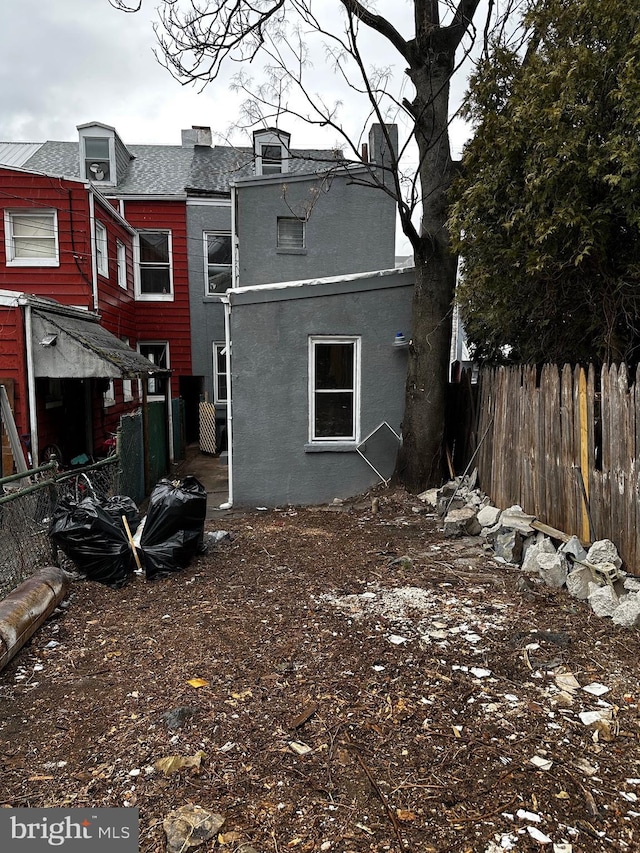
<box><xmin>84</xmin><ymin>137</ymin><xmax>111</xmax><ymax>182</ymax></box>
<box><xmin>260</xmin><ymin>144</ymin><xmax>283</xmax><ymax>175</ymax></box>
<box><xmin>254</xmin><ymin>128</ymin><xmax>290</xmax><ymax>177</ymax></box>
<box><xmin>78</xmin><ymin>123</ymin><xmax>125</xmax><ymax>186</ymax></box>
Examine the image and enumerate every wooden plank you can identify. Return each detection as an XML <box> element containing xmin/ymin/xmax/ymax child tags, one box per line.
<box><xmin>578</xmin><ymin>366</ymin><xmax>590</xmax><ymax>541</ymax></box>
<box><xmin>532</xmin><ymin>519</ymin><xmax>586</xmax><ymax>546</ymax></box>
<box><xmin>561</xmin><ymin>363</ymin><xmax>576</xmax><ymax>536</ymax></box>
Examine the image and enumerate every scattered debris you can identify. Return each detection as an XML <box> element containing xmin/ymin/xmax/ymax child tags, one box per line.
<box><xmin>163</xmin><ymin>805</ymin><xmax>224</xmax><ymax>853</ymax></box>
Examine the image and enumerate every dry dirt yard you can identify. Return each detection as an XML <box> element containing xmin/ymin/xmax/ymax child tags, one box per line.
<box><xmin>1</xmin><ymin>488</ymin><xmax>639</xmax><ymax>853</ymax></box>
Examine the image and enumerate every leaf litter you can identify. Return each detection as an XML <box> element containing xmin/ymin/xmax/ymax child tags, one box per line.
<box><xmin>0</xmin><ymin>487</ymin><xmax>639</xmax><ymax>851</ymax></box>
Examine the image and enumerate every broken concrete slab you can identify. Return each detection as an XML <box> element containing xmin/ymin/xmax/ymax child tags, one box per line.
<box><xmin>477</xmin><ymin>505</ymin><xmax>501</xmax><ymax>529</ymax></box>
<box><xmin>566</xmin><ymin>566</ymin><xmax>592</xmax><ymax>600</ymax></box>
<box><xmin>612</xmin><ymin>594</ymin><xmax>640</xmax><ymax>628</ymax></box>
<box><xmin>499</xmin><ymin>505</ymin><xmax>536</xmax><ymax>535</ymax></box>
<box><xmin>586</xmin><ymin>539</ymin><xmax>622</xmax><ymax>569</ymax></box>
<box><xmin>588</xmin><ymin>582</ymin><xmax>619</xmax><ymax>618</ymax></box>
<box><xmin>490</xmin><ymin>528</ymin><xmax>524</xmax><ymax>563</ymax></box>
<box><xmin>522</xmin><ymin>537</ymin><xmax>557</xmax><ymax>575</ymax></box>
<box><xmin>559</xmin><ymin>535</ymin><xmax>588</xmax><ymax>564</ymax></box>
<box><xmin>443</xmin><ymin>507</ymin><xmax>481</xmax><ymax>538</ymax></box>
<box><xmin>417</xmin><ymin>488</ymin><xmax>439</xmax><ymax>509</ymax></box>
<box><xmin>537</xmin><ymin>552</ymin><xmax>569</xmax><ymax>588</ymax></box>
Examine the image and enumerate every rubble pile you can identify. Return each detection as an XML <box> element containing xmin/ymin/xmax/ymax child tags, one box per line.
<box><xmin>420</xmin><ymin>473</ymin><xmax>640</xmax><ymax>629</ymax></box>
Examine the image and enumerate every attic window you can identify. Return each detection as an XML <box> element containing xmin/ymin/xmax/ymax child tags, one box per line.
<box><xmin>260</xmin><ymin>144</ymin><xmax>283</xmax><ymax>175</ymax></box>
<box><xmin>84</xmin><ymin>137</ymin><xmax>111</xmax><ymax>183</ymax></box>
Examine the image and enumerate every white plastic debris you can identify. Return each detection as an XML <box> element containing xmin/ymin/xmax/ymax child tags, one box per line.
<box><xmin>527</xmin><ymin>826</ymin><xmax>552</xmax><ymax>844</ymax></box>
<box><xmin>388</xmin><ymin>634</ymin><xmax>409</xmax><ymax>645</ymax></box>
<box><xmin>582</xmin><ymin>682</ymin><xmax>610</xmax><ymax>697</ymax></box>
<box><xmin>530</xmin><ymin>755</ymin><xmax>554</xmax><ymax>771</ymax></box>
<box><xmin>470</xmin><ymin>667</ymin><xmax>492</xmax><ymax>678</ymax></box>
<box><xmin>516</xmin><ymin>809</ymin><xmax>541</xmax><ymax>823</ymax></box>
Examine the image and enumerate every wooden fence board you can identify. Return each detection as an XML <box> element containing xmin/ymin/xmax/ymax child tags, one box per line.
<box><xmin>471</xmin><ymin>362</ymin><xmax>640</xmax><ymax>570</ymax></box>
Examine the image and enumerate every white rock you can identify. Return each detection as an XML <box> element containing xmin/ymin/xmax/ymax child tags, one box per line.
<box><xmin>537</xmin><ymin>552</ymin><xmax>569</xmax><ymax>588</ymax></box>
<box><xmin>586</xmin><ymin>539</ymin><xmax>622</xmax><ymax>569</ymax></box>
<box><xmin>566</xmin><ymin>566</ymin><xmax>592</xmax><ymax>600</ymax></box>
<box><xmin>417</xmin><ymin>488</ymin><xmax>439</xmax><ymax>508</ymax></box>
<box><xmin>612</xmin><ymin>593</ymin><xmax>640</xmax><ymax>628</ymax></box>
<box><xmin>477</xmin><ymin>504</ymin><xmax>501</xmax><ymax>528</ymax></box>
<box><xmin>522</xmin><ymin>538</ymin><xmax>556</xmax><ymax>574</ymax></box>
<box><xmin>588</xmin><ymin>582</ymin><xmax>619</xmax><ymax>617</ymax></box>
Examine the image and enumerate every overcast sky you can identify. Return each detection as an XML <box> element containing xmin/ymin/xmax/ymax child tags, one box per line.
<box><xmin>1</xmin><ymin>1</ymin><xmax>480</xmax><ymax>254</ymax></box>
<box><xmin>0</xmin><ymin>1</ymin><xmax>475</xmax><ymax>149</ymax></box>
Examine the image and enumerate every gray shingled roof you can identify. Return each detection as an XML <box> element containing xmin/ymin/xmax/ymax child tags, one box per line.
<box><xmin>22</xmin><ymin>139</ymin><xmax>345</xmax><ymax>197</ymax></box>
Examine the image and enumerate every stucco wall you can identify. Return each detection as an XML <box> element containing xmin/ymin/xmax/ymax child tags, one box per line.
<box><xmin>186</xmin><ymin>201</ymin><xmax>230</xmax><ymax>403</ymax></box>
<box><xmin>229</xmin><ymin>268</ymin><xmax>414</xmax><ymax>506</ymax></box>
<box><xmin>235</xmin><ymin>169</ymin><xmax>396</xmax><ymax>287</ymax></box>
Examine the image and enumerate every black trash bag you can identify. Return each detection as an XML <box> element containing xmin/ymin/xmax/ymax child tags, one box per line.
<box><xmin>141</xmin><ymin>477</ymin><xmax>207</xmax><ymax>545</ymax></box>
<box><xmin>49</xmin><ymin>497</ymin><xmax>135</xmax><ymax>588</ymax></box>
<box><xmin>101</xmin><ymin>495</ymin><xmax>141</xmax><ymax>531</ymax></box>
<box><xmin>140</xmin><ymin>529</ymin><xmax>205</xmax><ymax>579</ymax></box>
<box><xmin>138</xmin><ymin>477</ymin><xmax>206</xmax><ymax>577</ymax></box>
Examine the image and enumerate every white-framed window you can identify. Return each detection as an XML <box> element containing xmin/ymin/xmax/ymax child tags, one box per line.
<box><xmin>277</xmin><ymin>217</ymin><xmax>305</xmax><ymax>249</ymax></box>
<box><xmin>103</xmin><ymin>379</ymin><xmax>116</xmax><ymax>408</ymax></box>
<box><xmin>83</xmin><ymin>135</ymin><xmax>113</xmax><ymax>184</ymax></box>
<box><xmin>134</xmin><ymin>231</ymin><xmax>173</xmax><ymax>299</ymax></box>
<box><xmin>95</xmin><ymin>221</ymin><xmax>108</xmax><ymax>276</ymax></box>
<box><xmin>204</xmin><ymin>232</ymin><xmax>232</xmax><ymax>295</ymax></box>
<box><xmin>138</xmin><ymin>341</ymin><xmax>168</xmax><ymax>397</ymax></box>
<box><xmin>260</xmin><ymin>144</ymin><xmax>283</xmax><ymax>175</ymax></box>
<box><xmin>117</xmin><ymin>240</ymin><xmax>127</xmax><ymax>290</ymax></box>
<box><xmin>309</xmin><ymin>336</ymin><xmax>361</xmax><ymax>442</ymax></box>
<box><xmin>213</xmin><ymin>342</ymin><xmax>228</xmax><ymax>404</ymax></box>
<box><xmin>4</xmin><ymin>209</ymin><xmax>59</xmax><ymax>266</ymax></box>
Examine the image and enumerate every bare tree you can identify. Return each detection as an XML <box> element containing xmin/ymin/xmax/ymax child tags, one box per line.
<box><xmin>112</xmin><ymin>0</ymin><xmax>519</xmax><ymax>491</ymax></box>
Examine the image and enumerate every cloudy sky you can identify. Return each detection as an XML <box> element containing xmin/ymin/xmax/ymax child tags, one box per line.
<box><xmin>0</xmin><ymin>0</ymin><xmax>475</xmax><ymax>151</ymax></box>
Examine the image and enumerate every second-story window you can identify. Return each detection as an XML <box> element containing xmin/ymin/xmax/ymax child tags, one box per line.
<box><xmin>95</xmin><ymin>221</ymin><xmax>108</xmax><ymax>277</ymax></box>
<box><xmin>204</xmin><ymin>232</ymin><xmax>232</xmax><ymax>295</ymax></box>
<box><xmin>117</xmin><ymin>240</ymin><xmax>127</xmax><ymax>289</ymax></box>
<box><xmin>277</xmin><ymin>217</ymin><xmax>305</xmax><ymax>250</ymax></box>
<box><xmin>4</xmin><ymin>209</ymin><xmax>59</xmax><ymax>266</ymax></box>
<box><xmin>135</xmin><ymin>231</ymin><xmax>173</xmax><ymax>299</ymax></box>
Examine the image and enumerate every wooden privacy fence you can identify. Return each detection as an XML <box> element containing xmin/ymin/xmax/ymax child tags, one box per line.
<box><xmin>472</xmin><ymin>363</ymin><xmax>640</xmax><ymax>573</ymax></box>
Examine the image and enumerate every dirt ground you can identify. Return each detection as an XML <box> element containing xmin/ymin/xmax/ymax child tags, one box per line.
<box><xmin>1</xmin><ymin>487</ymin><xmax>639</xmax><ymax>853</ymax></box>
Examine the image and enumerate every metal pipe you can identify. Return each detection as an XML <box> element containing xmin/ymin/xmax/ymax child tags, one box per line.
<box><xmin>219</xmin><ymin>294</ymin><xmax>233</xmax><ymax>509</ymax></box>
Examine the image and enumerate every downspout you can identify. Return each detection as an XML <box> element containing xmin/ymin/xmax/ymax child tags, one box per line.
<box><xmin>219</xmin><ymin>294</ymin><xmax>233</xmax><ymax>509</ymax></box>
<box><xmin>23</xmin><ymin>303</ymin><xmax>39</xmax><ymax>466</ymax></box>
<box><xmin>87</xmin><ymin>192</ymin><xmax>99</xmax><ymax>311</ymax></box>
<box><xmin>231</xmin><ymin>183</ymin><xmax>238</xmax><ymax>289</ymax></box>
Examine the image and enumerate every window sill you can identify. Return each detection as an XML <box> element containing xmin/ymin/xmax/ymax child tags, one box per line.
<box><xmin>135</xmin><ymin>293</ymin><xmax>174</xmax><ymax>302</ymax></box>
<box><xmin>276</xmin><ymin>248</ymin><xmax>307</xmax><ymax>255</ymax></box>
<box><xmin>304</xmin><ymin>442</ymin><xmax>358</xmax><ymax>453</ymax></box>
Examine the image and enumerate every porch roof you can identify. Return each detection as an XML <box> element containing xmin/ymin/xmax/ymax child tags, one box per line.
<box><xmin>30</xmin><ymin>308</ymin><xmax>169</xmax><ymax>380</ymax></box>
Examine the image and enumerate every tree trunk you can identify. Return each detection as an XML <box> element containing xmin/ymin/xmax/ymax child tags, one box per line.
<box><xmin>396</xmin><ymin>46</ymin><xmax>458</xmax><ymax>492</ymax></box>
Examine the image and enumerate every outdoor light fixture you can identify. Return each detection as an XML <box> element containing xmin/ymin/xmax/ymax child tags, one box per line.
<box><xmin>40</xmin><ymin>334</ymin><xmax>58</xmax><ymax>347</ymax></box>
<box><xmin>393</xmin><ymin>331</ymin><xmax>409</xmax><ymax>348</ymax></box>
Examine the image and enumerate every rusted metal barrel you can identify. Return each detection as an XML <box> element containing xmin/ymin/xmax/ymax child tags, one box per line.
<box><xmin>0</xmin><ymin>567</ymin><xmax>69</xmax><ymax>672</ymax></box>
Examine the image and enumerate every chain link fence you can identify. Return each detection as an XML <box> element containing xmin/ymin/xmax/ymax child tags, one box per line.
<box><xmin>0</xmin><ymin>455</ymin><xmax>121</xmax><ymax>599</ymax></box>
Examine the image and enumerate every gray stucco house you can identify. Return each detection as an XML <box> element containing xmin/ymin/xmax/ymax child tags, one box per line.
<box><xmin>222</xmin><ymin>267</ymin><xmax>414</xmax><ymax>507</ymax></box>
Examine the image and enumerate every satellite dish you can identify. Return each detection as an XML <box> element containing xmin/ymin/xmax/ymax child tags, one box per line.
<box><xmin>89</xmin><ymin>162</ymin><xmax>106</xmax><ymax>181</ymax></box>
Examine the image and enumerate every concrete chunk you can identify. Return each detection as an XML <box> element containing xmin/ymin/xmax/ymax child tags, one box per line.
<box><xmin>612</xmin><ymin>594</ymin><xmax>640</xmax><ymax>628</ymax></box>
<box><xmin>588</xmin><ymin>582</ymin><xmax>619</xmax><ymax>618</ymax></box>
<box><xmin>586</xmin><ymin>539</ymin><xmax>622</xmax><ymax>569</ymax></box>
<box><xmin>537</xmin><ymin>552</ymin><xmax>569</xmax><ymax>588</ymax></box>
<box><xmin>499</xmin><ymin>505</ymin><xmax>536</xmax><ymax>535</ymax></box>
<box><xmin>559</xmin><ymin>535</ymin><xmax>588</xmax><ymax>563</ymax></box>
<box><xmin>566</xmin><ymin>566</ymin><xmax>592</xmax><ymax>600</ymax></box>
<box><xmin>522</xmin><ymin>537</ymin><xmax>556</xmax><ymax>574</ymax></box>
<box><xmin>477</xmin><ymin>505</ymin><xmax>501</xmax><ymax>529</ymax></box>
<box><xmin>443</xmin><ymin>507</ymin><xmax>480</xmax><ymax>538</ymax></box>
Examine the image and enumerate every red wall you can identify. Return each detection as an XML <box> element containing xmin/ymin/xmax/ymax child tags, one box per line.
<box><xmin>122</xmin><ymin>200</ymin><xmax>192</xmax><ymax>380</ymax></box>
